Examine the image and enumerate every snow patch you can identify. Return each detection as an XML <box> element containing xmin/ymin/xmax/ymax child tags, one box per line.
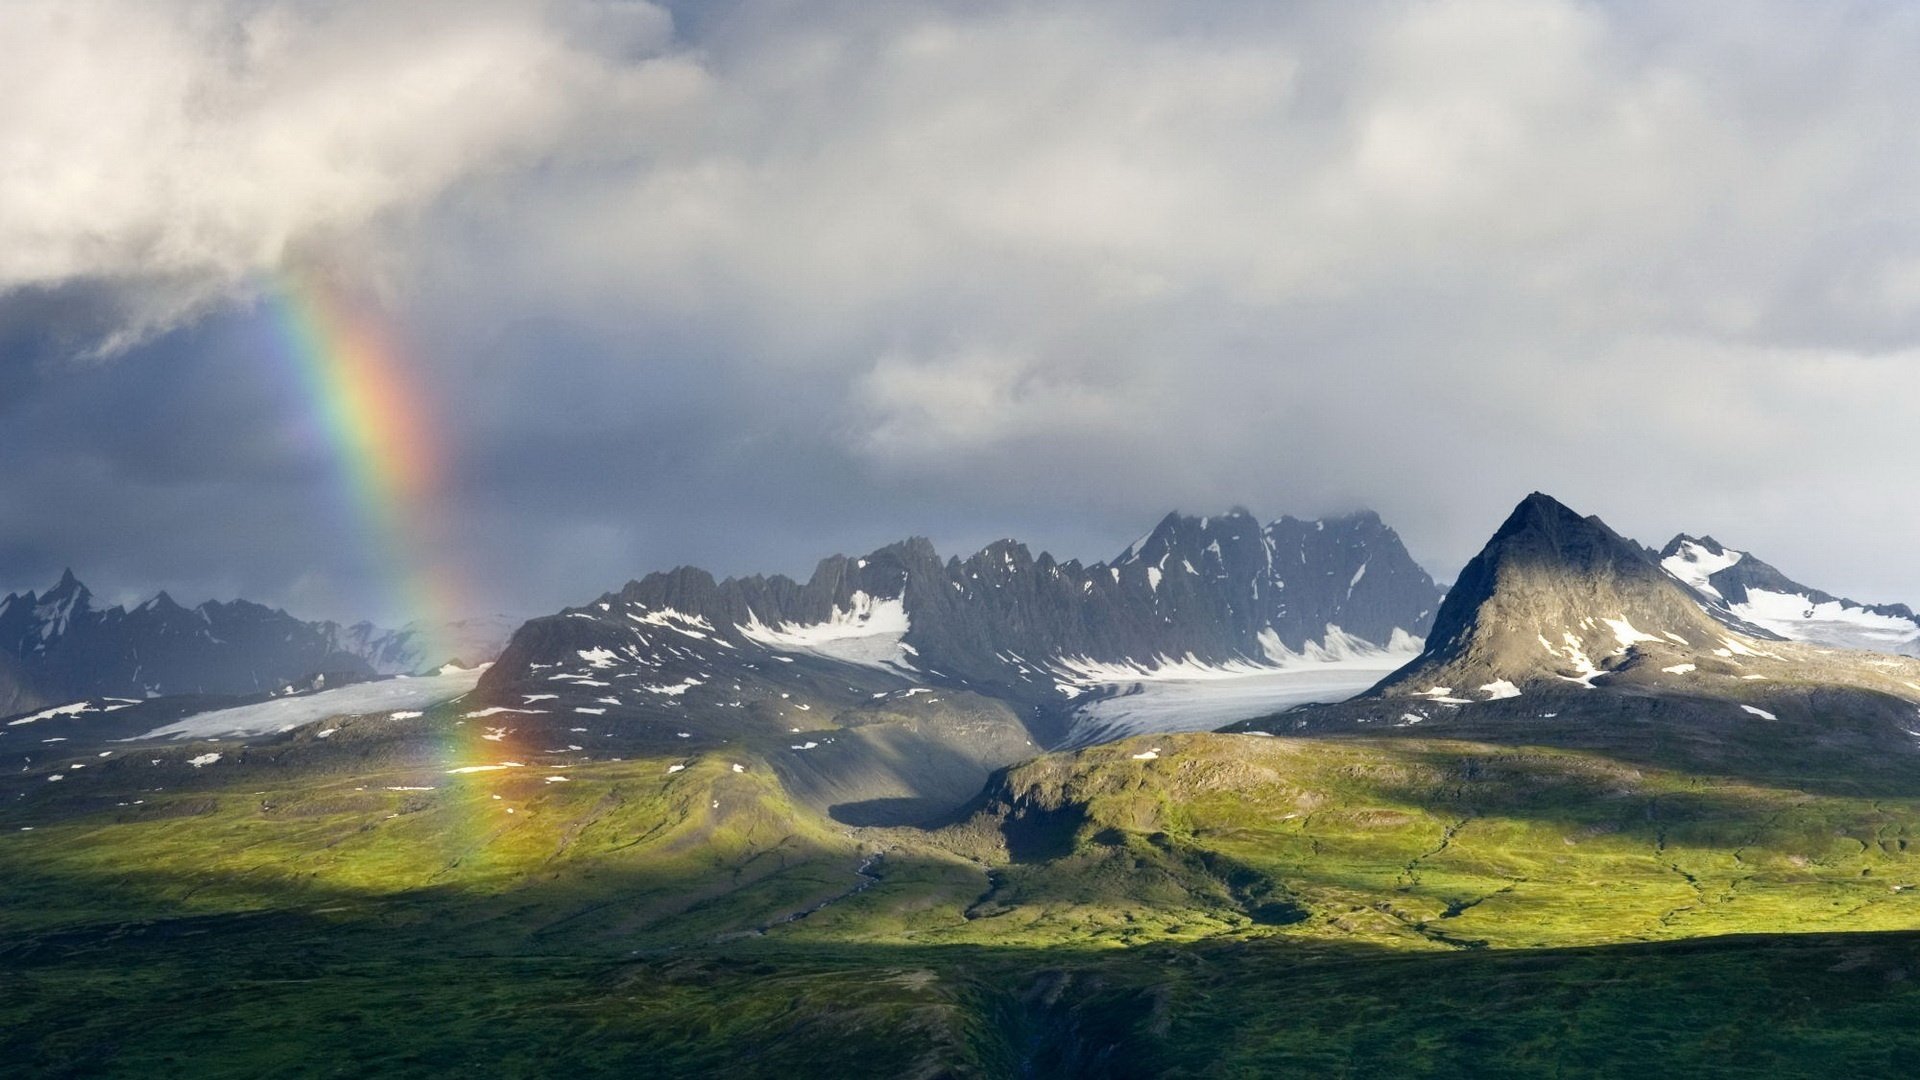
<box><xmin>8</xmin><ymin>701</ymin><xmax>96</xmax><ymax>726</ymax></box>
<box><xmin>138</xmin><ymin>666</ymin><xmax>488</xmax><ymax>741</ymax></box>
<box><xmin>738</xmin><ymin>592</ymin><xmax>914</xmax><ymax>671</ymax></box>
<box><xmin>1479</xmin><ymin>679</ymin><xmax>1521</xmax><ymax>700</ymax></box>
<box><xmin>1728</xmin><ymin>589</ymin><xmax>1920</xmax><ymax>656</ymax></box>
<box><xmin>629</xmin><ymin>607</ymin><xmax>715</xmax><ymax>639</ymax></box>
<box><xmin>1662</xmin><ymin>541</ymin><xmax>1743</xmax><ymax>601</ymax></box>
<box><xmin>1602</xmin><ymin>617</ymin><xmax>1662</xmax><ymax>650</ymax></box>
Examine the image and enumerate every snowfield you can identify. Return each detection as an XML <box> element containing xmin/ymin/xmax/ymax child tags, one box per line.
<box><xmin>1728</xmin><ymin>589</ymin><xmax>1920</xmax><ymax>657</ymax></box>
<box><xmin>738</xmin><ymin>592</ymin><xmax>916</xmax><ymax>671</ymax></box>
<box><xmin>137</xmin><ymin>665</ymin><xmax>488</xmax><ymax>741</ymax></box>
<box><xmin>1058</xmin><ymin>628</ymin><xmax>1420</xmax><ymax>746</ymax></box>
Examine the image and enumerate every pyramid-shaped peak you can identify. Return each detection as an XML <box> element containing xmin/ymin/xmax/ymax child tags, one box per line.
<box><xmin>138</xmin><ymin>590</ymin><xmax>184</xmax><ymax>613</ymax></box>
<box><xmin>1371</xmin><ymin>492</ymin><xmax>1724</xmax><ymax>699</ymax></box>
<box><xmin>1470</xmin><ymin>493</ymin><xmax>1648</xmax><ymax>571</ymax></box>
<box><xmin>1495</xmin><ymin>491</ymin><xmax>1599</xmax><ymax>536</ymax></box>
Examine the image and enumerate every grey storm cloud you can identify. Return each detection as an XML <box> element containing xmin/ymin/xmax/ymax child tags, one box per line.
<box><xmin>4</xmin><ymin>0</ymin><xmax>1920</xmax><ymax>625</ymax></box>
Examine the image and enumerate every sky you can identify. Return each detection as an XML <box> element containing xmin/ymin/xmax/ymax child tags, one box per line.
<box><xmin>5</xmin><ymin>0</ymin><xmax>1920</xmax><ymax>627</ymax></box>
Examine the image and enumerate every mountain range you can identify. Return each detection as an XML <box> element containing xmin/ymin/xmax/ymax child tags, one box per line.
<box><xmin>10</xmin><ymin>491</ymin><xmax>1920</xmax><ymax>1075</ymax></box>
<box><xmin>0</xmin><ymin>571</ymin><xmax>515</xmax><ymax>716</ymax></box>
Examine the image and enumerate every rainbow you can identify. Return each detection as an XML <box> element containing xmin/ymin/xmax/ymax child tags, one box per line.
<box><xmin>265</xmin><ymin>268</ymin><xmax>464</xmax><ymax>667</ymax></box>
<box><xmin>265</xmin><ymin>271</ymin><xmax>547</xmax><ymax>810</ymax></box>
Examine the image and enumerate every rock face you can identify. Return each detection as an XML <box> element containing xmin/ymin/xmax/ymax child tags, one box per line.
<box><xmin>1659</xmin><ymin>535</ymin><xmax>1920</xmax><ymax>657</ymax></box>
<box><xmin>0</xmin><ymin>572</ymin><xmax>374</xmax><ymax>709</ymax></box>
<box><xmin>1373</xmin><ymin>493</ymin><xmax>1728</xmax><ymax>700</ymax></box>
<box><xmin>483</xmin><ymin>508</ymin><xmax>1445</xmax><ymax>712</ymax></box>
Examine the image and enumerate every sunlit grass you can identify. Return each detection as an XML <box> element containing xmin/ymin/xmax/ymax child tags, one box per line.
<box><xmin>5</xmin><ymin>731</ymin><xmax>1920</xmax><ymax>1074</ymax></box>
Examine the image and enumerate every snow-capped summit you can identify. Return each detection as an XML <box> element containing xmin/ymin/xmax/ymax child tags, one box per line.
<box><xmin>1660</xmin><ymin>534</ymin><xmax>1920</xmax><ymax>657</ymax></box>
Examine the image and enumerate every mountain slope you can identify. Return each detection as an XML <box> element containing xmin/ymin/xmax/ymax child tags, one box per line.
<box><xmin>1661</xmin><ymin>535</ymin><xmax>1920</xmax><ymax>656</ymax></box>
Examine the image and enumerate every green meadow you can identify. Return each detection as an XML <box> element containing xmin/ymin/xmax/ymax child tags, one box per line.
<box><xmin>6</xmin><ymin>732</ymin><xmax>1920</xmax><ymax>1076</ymax></box>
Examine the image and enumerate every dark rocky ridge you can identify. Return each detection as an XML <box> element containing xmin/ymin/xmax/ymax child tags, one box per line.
<box><xmin>0</xmin><ymin>571</ymin><xmax>374</xmax><ymax>712</ymax></box>
<box><xmin>458</xmin><ymin>507</ymin><xmax>1441</xmax><ymax>819</ymax></box>
<box><xmin>483</xmin><ymin>508</ymin><xmax>1445</xmax><ymax>711</ymax></box>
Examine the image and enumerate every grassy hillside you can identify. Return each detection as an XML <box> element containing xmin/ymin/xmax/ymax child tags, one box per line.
<box><xmin>5</xmin><ymin>730</ymin><xmax>1920</xmax><ymax>1075</ymax></box>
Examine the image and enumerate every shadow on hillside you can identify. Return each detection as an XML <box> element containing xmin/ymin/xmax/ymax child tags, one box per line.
<box><xmin>7</xmin><ymin>868</ymin><xmax>1920</xmax><ymax>1080</ymax></box>
<box><xmin>1258</xmin><ymin>689</ymin><xmax>1920</xmax><ymax>800</ymax></box>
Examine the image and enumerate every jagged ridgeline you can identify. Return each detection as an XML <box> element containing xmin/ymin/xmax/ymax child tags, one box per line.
<box><xmin>480</xmin><ymin>508</ymin><xmax>1444</xmax><ymax>727</ymax></box>
<box><xmin>0</xmin><ymin>570</ymin><xmax>514</xmax><ymax>715</ymax></box>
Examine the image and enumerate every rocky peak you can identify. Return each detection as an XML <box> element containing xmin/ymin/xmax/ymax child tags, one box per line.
<box><xmin>1374</xmin><ymin>493</ymin><xmax>1726</xmax><ymax>699</ymax></box>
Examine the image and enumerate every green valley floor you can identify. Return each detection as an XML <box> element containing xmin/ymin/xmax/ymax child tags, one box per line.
<box><xmin>6</xmin><ymin>731</ymin><xmax>1920</xmax><ymax>1076</ymax></box>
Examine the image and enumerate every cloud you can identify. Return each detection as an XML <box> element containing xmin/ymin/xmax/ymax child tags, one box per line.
<box><xmin>0</xmin><ymin>0</ymin><xmax>693</xmax><ymax>354</ymax></box>
<box><xmin>8</xmin><ymin>0</ymin><xmax>1920</xmax><ymax>617</ymax></box>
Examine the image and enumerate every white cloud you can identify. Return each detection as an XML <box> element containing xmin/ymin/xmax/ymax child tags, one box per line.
<box><xmin>856</xmin><ymin>346</ymin><xmax>1133</xmax><ymax>461</ymax></box>
<box><xmin>0</xmin><ymin>0</ymin><xmax>694</xmax><ymax>352</ymax></box>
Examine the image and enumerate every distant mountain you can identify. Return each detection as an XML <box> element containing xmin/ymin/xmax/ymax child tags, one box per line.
<box><xmin>481</xmin><ymin>507</ymin><xmax>1444</xmax><ymax>739</ymax></box>
<box><xmin>0</xmin><ymin>572</ymin><xmax>515</xmax><ymax>715</ymax></box>
<box><xmin>1660</xmin><ymin>535</ymin><xmax>1920</xmax><ymax>657</ymax></box>
<box><xmin>0</xmin><ymin>571</ymin><xmax>374</xmax><ymax>710</ymax></box>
